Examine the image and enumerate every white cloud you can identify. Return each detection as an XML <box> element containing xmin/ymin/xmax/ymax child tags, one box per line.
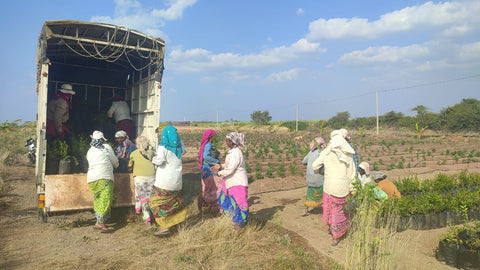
<box><xmin>296</xmin><ymin>8</ymin><xmax>304</xmax><ymax>15</ymax></box>
<box><xmin>266</xmin><ymin>68</ymin><xmax>303</xmax><ymax>82</ymax></box>
<box><xmin>151</xmin><ymin>0</ymin><xmax>197</xmax><ymax>20</ymax></box>
<box><xmin>459</xmin><ymin>42</ymin><xmax>480</xmax><ymax>60</ymax></box>
<box><xmin>91</xmin><ymin>0</ymin><xmax>196</xmax><ymax>37</ymax></box>
<box><xmin>307</xmin><ymin>1</ymin><xmax>480</xmax><ymax>41</ymax></box>
<box><xmin>167</xmin><ymin>39</ymin><xmax>325</xmax><ymax>73</ymax></box>
<box><xmin>339</xmin><ymin>44</ymin><xmax>430</xmax><ymax>65</ymax></box>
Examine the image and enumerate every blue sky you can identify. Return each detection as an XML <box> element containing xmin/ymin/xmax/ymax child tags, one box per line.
<box><xmin>1</xmin><ymin>0</ymin><xmax>479</xmax><ymax>123</ymax></box>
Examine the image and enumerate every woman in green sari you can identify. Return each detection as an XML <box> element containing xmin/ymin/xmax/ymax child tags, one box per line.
<box><xmin>86</xmin><ymin>131</ymin><xmax>119</xmax><ymax>231</ymax></box>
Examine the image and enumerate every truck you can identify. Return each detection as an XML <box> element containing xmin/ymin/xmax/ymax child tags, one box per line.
<box><xmin>35</xmin><ymin>20</ymin><xmax>165</xmax><ymax>221</ymax></box>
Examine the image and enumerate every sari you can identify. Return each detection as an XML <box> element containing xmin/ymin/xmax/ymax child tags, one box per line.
<box><xmin>322</xmin><ymin>193</ymin><xmax>350</xmax><ymax>239</ymax></box>
<box><xmin>304</xmin><ymin>186</ymin><xmax>323</xmax><ymax>208</ymax></box>
<box><xmin>218</xmin><ymin>181</ymin><xmax>249</xmax><ymax>226</ymax></box>
<box><xmin>149</xmin><ymin>186</ymin><xmax>187</xmax><ymax>229</ymax></box>
<box><xmin>88</xmin><ymin>179</ymin><xmax>114</xmax><ymax>224</ymax></box>
<box><xmin>134</xmin><ymin>176</ymin><xmax>155</xmax><ymax>222</ymax></box>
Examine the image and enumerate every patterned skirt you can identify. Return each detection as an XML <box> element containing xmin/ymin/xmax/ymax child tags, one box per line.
<box><xmin>200</xmin><ymin>174</ymin><xmax>223</xmax><ymax>207</ymax></box>
<box><xmin>134</xmin><ymin>176</ymin><xmax>155</xmax><ymax>222</ymax></box>
<box><xmin>322</xmin><ymin>193</ymin><xmax>350</xmax><ymax>239</ymax></box>
<box><xmin>304</xmin><ymin>186</ymin><xmax>324</xmax><ymax>207</ymax></box>
<box><xmin>149</xmin><ymin>186</ymin><xmax>187</xmax><ymax>229</ymax></box>
<box><xmin>88</xmin><ymin>179</ymin><xmax>114</xmax><ymax>224</ymax></box>
<box><xmin>218</xmin><ymin>181</ymin><xmax>249</xmax><ymax>226</ymax></box>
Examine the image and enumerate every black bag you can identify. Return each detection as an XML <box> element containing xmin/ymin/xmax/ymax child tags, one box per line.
<box><xmin>210</xmin><ymin>148</ymin><xmax>220</xmax><ymax>160</ymax></box>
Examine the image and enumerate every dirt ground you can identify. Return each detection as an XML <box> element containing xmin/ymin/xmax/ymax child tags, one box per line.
<box><xmin>2</xmin><ymin>127</ymin><xmax>479</xmax><ymax>269</ymax></box>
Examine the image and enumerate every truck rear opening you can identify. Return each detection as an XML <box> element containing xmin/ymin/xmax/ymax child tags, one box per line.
<box><xmin>35</xmin><ymin>20</ymin><xmax>165</xmax><ymax>221</ymax></box>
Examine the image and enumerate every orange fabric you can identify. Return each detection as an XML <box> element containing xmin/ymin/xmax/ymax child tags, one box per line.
<box><xmin>377</xmin><ymin>180</ymin><xmax>401</xmax><ymax>199</ymax></box>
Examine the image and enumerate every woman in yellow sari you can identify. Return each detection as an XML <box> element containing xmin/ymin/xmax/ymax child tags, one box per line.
<box><xmin>149</xmin><ymin>125</ymin><xmax>187</xmax><ymax>236</ymax></box>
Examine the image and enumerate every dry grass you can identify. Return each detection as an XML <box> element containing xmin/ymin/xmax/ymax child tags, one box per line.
<box><xmin>151</xmin><ymin>215</ymin><xmax>326</xmax><ymax>269</ymax></box>
<box><xmin>345</xmin><ymin>198</ymin><xmax>406</xmax><ymax>270</ymax></box>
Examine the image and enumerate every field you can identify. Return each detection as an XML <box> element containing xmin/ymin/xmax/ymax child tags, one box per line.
<box><xmin>1</xmin><ymin>124</ymin><xmax>480</xmax><ymax>269</ymax></box>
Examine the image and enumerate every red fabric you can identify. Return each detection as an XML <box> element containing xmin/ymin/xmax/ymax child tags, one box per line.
<box><xmin>198</xmin><ymin>129</ymin><xmax>216</xmax><ymax>170</ymax></box>
<box><xmin>115</xmin><ymin>119</ymin><xmax>134</xmax><ymax>139</ymax></box>
<box><xmin>200</xmin><ymin>175</ymin><xmax>223</xmax><ymax>207</ymax></box>
<box><xmin>53</xmin><ymin>93</ymin><xmax>72</xmax><ymax>109</ymax></box>
<box><xmin>46</xmin><ymin>119</ymin><xmax>72</xmax><ymax>137</ymax></box>
<box><xmin>323</xmin><ymin>193</ymin><xmax>350</xmax><ymax>239</ymax></box>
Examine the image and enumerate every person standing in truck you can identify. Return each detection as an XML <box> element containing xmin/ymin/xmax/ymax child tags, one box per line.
<box><xmin>46</xmin><ymin>84</ymin><xmax>75</xmax><ymax>144</ymax></box>
<box><xmin>107</xmin><ymin>95</ymin><xmax>134</xmax><ymax>139</ymax></box>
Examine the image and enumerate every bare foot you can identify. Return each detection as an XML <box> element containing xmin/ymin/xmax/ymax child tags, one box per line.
<box><xmin>331</xmin><ymin>238</ymin><xmax>340</xmax><ymax>246</ymax></box>
<box><xmin>144</xmin><ymin>222</ymin><xmax>153</xmax><ymax>232</ymax></box>
<box><xmin>154</xmin><ymin>228</ymin><xmax>170</xmax><ymax>236</ymax></box>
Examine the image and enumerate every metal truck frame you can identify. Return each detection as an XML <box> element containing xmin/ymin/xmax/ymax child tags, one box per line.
<box><xmin>35</xmin><ymin>20</ymin><xmax>165</xmax><ymax>222</ymax></box>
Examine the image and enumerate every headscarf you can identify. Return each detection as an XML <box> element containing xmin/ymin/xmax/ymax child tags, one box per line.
<box><xmin>309</xmin><ymin>137</ymin><xmax>325</xmax><ymax>151</ymax></box>
<box><xmin>115</xmin><ymin>130</ymin><xmax>128</xmax><ymax>139</ymax></box>
<box><xmin>160</xmin><ymin>125</ymin><xmax>183</xmax><ymax>159</ymax></box>
<box><xmin>322</xmin><ymin>129</ymin><xmax>355</xmax><ymax>164</ymax></box>
<box><xmin>198</xmin><ymin>129</ymin><xmax>216</xmax><ymax>170</ymax></box>
<box><xmin>226</xmin><ymin>132</ymin><xmax>245</xmax><ymax>148</ymax></box>
<box><xmin>373</xmin><ymin>171</ymin><xmax>387</xmax><ymax>181</ymax></box>
<box><xmin>112</xmin><ymin>95</ymin><xmax>124</xmax><ymax>101</ymax></box>
<box><xmin>135</xmin><ymin>136</ymin><xmax>150</xmax><ymax>157</ymax></box>
<box><xmin>90</xmin><ymin>138</ymin><xmax>105</xmax><ymax>149</ymax></box>
<box><xmin>359</xmin><ymin>162</ymin><xmax>370</xmax><ymax>175</ymax></box>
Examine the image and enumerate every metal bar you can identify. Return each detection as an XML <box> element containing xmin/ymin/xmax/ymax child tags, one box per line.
<box><xmin>48</xmin><ymin>33</ymin><xmax>164</xmax><ymax>53</ymax></box>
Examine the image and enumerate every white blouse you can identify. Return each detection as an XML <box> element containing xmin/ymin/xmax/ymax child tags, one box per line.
<box><xmin>218</xmin><ymin>147</ymin><xmax>248</xmax><ymax>189</ymax></box>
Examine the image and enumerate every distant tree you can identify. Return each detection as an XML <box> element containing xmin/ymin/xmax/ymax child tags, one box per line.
<box><xmin>440</xmin><ymin>98</ymin><xmax>480</xmax><ymax>131</ymax></box>
<box><xmin>327</xmin><ymin>111</ymin><xmax>350</xmax><ymax>129</ymax></box>
<box><xmin>250</xmin><ymin>110</ymin><xmax>272</xmax><ymax>125</ymax></box>
<box><xmin>382</xmin><ymin>111</ymin><xmax>404</xmax><ymax>127</ymax></box>
<box><xmin>411</xmin><ymin>105</ymin><xmax>429</xmax><ymax>125</ymax></box>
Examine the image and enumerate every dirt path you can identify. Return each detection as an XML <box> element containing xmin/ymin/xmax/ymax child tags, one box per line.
<box><xmin>2</xmin><ymin>148</ymin><xmax>474</xmax><ymax>269</ymax></box>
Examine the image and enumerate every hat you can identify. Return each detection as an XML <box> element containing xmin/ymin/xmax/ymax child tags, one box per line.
<box><xmin>58</xmin><ymin>84</ymin><xmax>75</xmax><ymax>95</ymax></box>
<box><xmin>359</xmin><ymin>162</ymin><xmax>370</xmax><ymax>174</ymax></box>
<box><xmin>372</xmin><ymin>171</ymin><xmax>387</xmax><ymax>181</ymax></box>
<box><xmin>90</xmin><ymin>130</ymin><xmax>107</xmax><ymax>141</ymax></box>
<box><xmin>115</xmin><ymin>130</ymin><xmax>127</xmax><ymax>138</ymax></box>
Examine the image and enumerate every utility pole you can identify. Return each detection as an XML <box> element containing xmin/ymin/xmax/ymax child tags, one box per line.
<box><xmin>216</xmin><ymin>110</ymin><xmax>219</xmax><ymax>126</ymax></box>
<box><xmin>376</xmin><ymin>91</ymin><xmax>379</xmax><ymax>135</ymax></box>
<box><xmin>296</xmin><ymin>104</ymin><xmax>298</xmax><ymax>132</ymax></box>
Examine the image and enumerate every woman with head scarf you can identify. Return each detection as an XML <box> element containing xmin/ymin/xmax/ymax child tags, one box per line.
<box><xmin>197</xmin><ymin>129</ymin><xmax>223</xmax><ymax>212</ymax></box>
<box><xmin>128</xmin><ymin>136</ymin><xmax>155</xmax><ymax>231</ymax></box>
<box><xmin>149</xmin><ymin>125</ymin><xmax>187</xmax><ymax>236</ymax></box>
<box><xmin>358</xmin><ymin>161</ymin><xmax>372</xmax><ymax>187</ymax></box>
<box><xmin>86</xmin><ymin>130</ymin><xmax>119</xmax><ymax>231</ymax></box>
<box><xmin>312</xmin><ymin>129</ymin><xmax>357</xmax><ymax>246</ymax></box>
<box><xmin>211</xmin><ymin>132</ymin><xmax>249</xmax><ymax>226</ymax></box>
<box><xmin>302</xmin><ymin>137</ymin><xmax>326</xmax><ymax>216</ymax></box>
<box><xmin>114</xmin><ymin>130</ymin><xmax>136</xmax><ymax>159</ymax></box>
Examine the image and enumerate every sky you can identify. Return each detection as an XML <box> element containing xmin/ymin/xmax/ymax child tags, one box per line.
<box><xmin>1</xmin><ymin>0</ymin><xmax>479</xmax><ymax>123</ymax></box>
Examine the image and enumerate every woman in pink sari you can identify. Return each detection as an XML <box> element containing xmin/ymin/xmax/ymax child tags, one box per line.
<box><xmin>197</xmin><ymin>129</ymin><xmax>223</xmax><ymax>211</ymax></box>
<box><xmin>312</xmin><ymin>129</ymin><xmax>357</xmax><ymax>246</ymax></box>
<box><xmin>211</xmin><ymin>132</ymin><xmax>249</xmax><ymax>226</ymax></box>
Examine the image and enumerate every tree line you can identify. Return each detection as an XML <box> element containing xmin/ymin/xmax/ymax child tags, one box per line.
<box><xmin>251</xmin><ymin>98</ymin><xmax>480</xmax><ymax>132</ymax></box>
